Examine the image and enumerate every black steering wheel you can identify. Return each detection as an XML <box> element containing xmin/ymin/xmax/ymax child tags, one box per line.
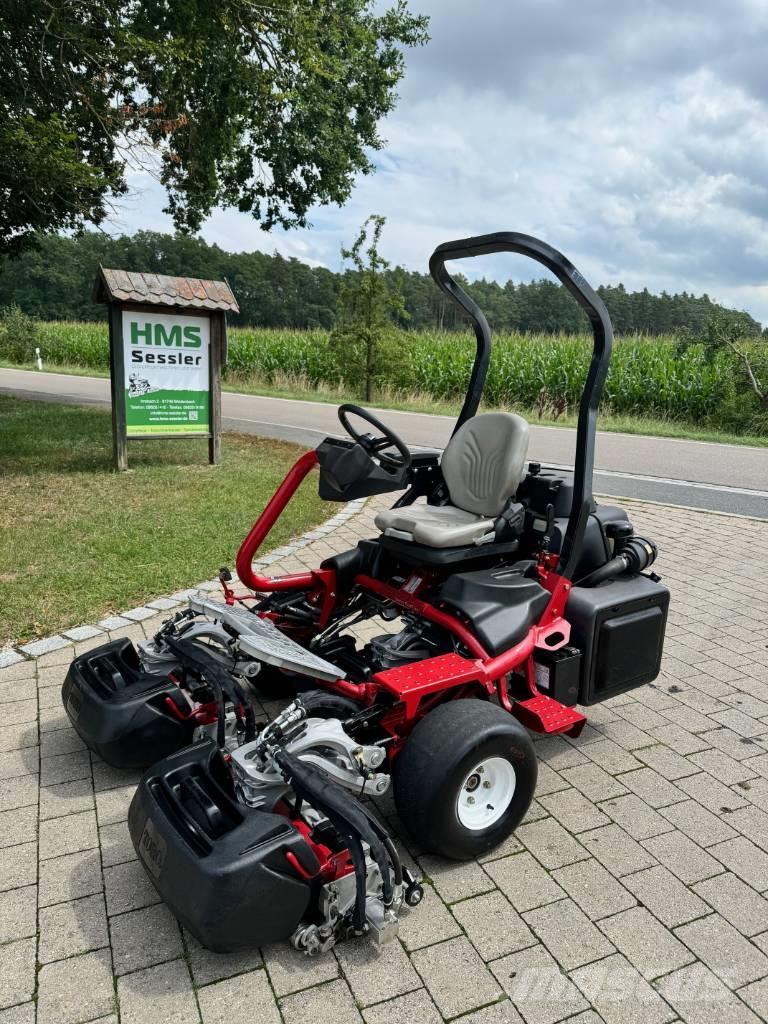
<box><xmin>338</xmin><ymin>404</ymin><xmax>412</xmax><ymax>472</ymax></box>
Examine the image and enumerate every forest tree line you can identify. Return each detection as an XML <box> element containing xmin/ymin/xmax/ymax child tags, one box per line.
<box><xmin>0</xmin><ymin>230</ymin><xmax>762</xmax><ymax>336</ymax></box>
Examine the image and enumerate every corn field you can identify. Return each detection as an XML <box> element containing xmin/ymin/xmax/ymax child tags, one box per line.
<box><xmin>0</xmin><ymin>320</ymin><xmax>745</xmax><ymax>428</ymax></box>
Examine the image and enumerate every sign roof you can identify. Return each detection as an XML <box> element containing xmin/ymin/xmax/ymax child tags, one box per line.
<box><xmin>94</xmin><ymin>267</ymin><xmax>239</xmax><ymax>313</ymax></box>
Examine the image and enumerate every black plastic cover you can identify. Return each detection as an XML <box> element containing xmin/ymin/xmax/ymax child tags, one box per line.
<box><xmin>437</xmin><ymin>567</ymin><xmax>550</xmax><ymax>655</ymax></box>
<box><xmin>62</xmin><ymin>639</ymin><xmax>194</xmax><ymax>769</ymax></box>
<box><xmin>548</xmin><ymin>506</ymin><xmax>631</xmax><ymax>579</ymax></box>
<box><xmin>519</xmin><ymin>469</ymin><xmax>577</xmax><ymax>518</ymax></box>
<box><xmin>565</xmin><ymin>573</ymin><xmax>670</xmax><ymax>705</ymax></box>
<box><xmin>128</xmin><ymin>739</ymin><xmax>313</xmax><ymax>952</ymax></box>
<box><xmin>316</xmin><ymin>438</ymin><xmax>407</xmax><ymax>501</ymax></box>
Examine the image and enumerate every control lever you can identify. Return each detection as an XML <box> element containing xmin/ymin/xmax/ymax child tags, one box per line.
<box><xmin>526</xmin><ymin>502</ymin><xmax>555</xmax><ymax>550</ymax></box>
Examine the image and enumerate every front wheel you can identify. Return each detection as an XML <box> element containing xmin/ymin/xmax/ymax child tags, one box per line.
<box><xmin>393</xmin><ymin>699</ymin><xmax>537</xmax><ymax>860</ymax></box>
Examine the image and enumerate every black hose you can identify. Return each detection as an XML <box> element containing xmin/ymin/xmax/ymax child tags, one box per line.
<box><xmin>325</xmin><ymin>812</ymin><xmax>368</xmax><ymax>933</ymax></box>
<box><xmin>274</xmin><ymin>749</ymin><xmax>395</xmax><ymax>910</ymax></box>
<box><xmin>299</xmin><ymin>691</ymin><xmax>360</xmax><ymax>719</ymax></box>
<box><xmin>578</xmin><ymin>555</ymin><xmax>627</xmax><ymax>588</ymax></box>
<box><xmin>277</xmin><ymin>750</ymin><xmax>393</xmax><ymax>905</ymax></box>
<box><xmin>354</xmin><ymin>803</ymin><xmax>403</xmax><ymax>890</ymax></box>
<box><xmin>164</xmin><ymin>637</ymin><xmax>257</xmax><ymax>744</ymax></box>
<box><xmin>578</xmin><ymin>535</ymin><xmax>658</xmax><ymax>588</ymax></box>
<box><xmin>379</xmin><ymin>834</ymin><xmax>402</xmax><ymax>893</ymax></box>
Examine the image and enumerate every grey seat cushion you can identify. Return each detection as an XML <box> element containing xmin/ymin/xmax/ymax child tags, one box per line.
<box><xmin>441</xmin><ymin>412</ymin><xmax>529</xmax><ymax>517</ymax></box>
<box><xmin>374</xmin><ymin>412</ymin><xmax>530</xmax><ymax>549</ymax></box>
<box><xmin>374</xmin><ymin>503</ymin><xmax>494</xmax><ymax>548</ymax></box>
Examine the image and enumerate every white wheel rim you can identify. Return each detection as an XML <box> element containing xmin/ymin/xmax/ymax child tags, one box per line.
<box><xmin>456</xmin><ymin>756</ymin><xmax>516</xmax><ymax>831</ymax></box>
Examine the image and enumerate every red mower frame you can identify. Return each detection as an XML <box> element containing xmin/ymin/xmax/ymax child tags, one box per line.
<box><xmin>231</xmin><ymin>444</ymin><xmax>584</xmax><ymax>739</ymax></box>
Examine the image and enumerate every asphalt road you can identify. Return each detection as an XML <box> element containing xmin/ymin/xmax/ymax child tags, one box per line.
<box><xmin>2</xmin><ymin>367</ymin><xmax>767</xmax><ymax>518</ymax></box>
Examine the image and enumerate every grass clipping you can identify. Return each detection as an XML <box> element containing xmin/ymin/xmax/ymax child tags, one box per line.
<box><xmin>0</xmin><ymin>396</ymin><xmax>333</xmax><ymax>646</ymax></box>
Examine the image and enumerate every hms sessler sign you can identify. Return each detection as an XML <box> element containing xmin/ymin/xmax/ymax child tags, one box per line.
<box><xmin>122</xmin><ymin>310</ymin><xmax>210</xmax><ymax>436</ymax></box>
<box><xmin>128</xmin><ymin>318</ymin><xmax>204</xmax><ymax>365</ymax></box>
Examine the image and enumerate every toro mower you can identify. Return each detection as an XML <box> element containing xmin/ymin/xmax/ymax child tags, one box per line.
<box><xmin>63</xmin><ymin>232</ymin><xmax>669</xmax><ymax>954</ymax></box>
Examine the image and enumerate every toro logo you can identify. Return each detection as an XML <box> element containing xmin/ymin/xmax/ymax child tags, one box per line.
<box><xmin>130</xmin><ymin>320</ymin><xmax>202</xmax><ymax>348</ymax></box>
<box><xmin>138</xmin><ymin>818</ymin><xmax>167</xmax><ymax>879</ymax></box>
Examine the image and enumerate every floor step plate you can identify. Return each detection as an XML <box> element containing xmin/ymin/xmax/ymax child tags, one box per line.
<box><xmin>513</xmin><ymin>695</ymin><xmax>586</xmax><ymax>737</ymax></box>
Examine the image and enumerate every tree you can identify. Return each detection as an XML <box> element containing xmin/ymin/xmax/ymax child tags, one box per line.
<box><xmin>330</xmin><ymin>215</ymin><xmax>405</xmax><ymax>400</ymax></box>
<box><xmin>704</xmin><ymin>311</ymin><xmax>767</xmax><ymax>416</ymax></box>
<box><xmin>0</xmin><ymin>1</ymin><xmax>429</xmax><ymax>256</ymax></box>
<box><xmin>675</xmin><ymin>310</ymin><xmax>768</xmax><ymax>433</ymax></box>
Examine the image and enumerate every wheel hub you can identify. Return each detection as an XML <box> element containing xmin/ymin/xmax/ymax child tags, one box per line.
<box><xmin>456</xmin><ymin>756</ymin><xmax>516</xmax><ymax>831</ymax></box>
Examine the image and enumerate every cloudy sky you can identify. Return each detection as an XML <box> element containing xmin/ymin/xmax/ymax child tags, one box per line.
<box><xmin>116</xmin><ymin>0</ymin><xmax>768</xmax><ymax>324</ymax></box>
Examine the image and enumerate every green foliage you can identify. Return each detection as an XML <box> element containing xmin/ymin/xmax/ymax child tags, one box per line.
<box><xmin>1</xmin><ymin>230</ymin><xmax>762</xmax><ymax>337</ymax></box>
<box><xmin>676</xmin><ymin>310</ymin><xmax>768</xmax><ymax>433</ymax></box>
<box><xmin>0</xmin><ymin>1</ymin><xmax>428</xmax><ymax>255</ymax></box>
<box><xmin>8</xmin><ymin>321</ymin><xmax>764</xmax><ymax>433</ymax></box>
<box><xmin>330</xmin><ymin>215</ymin><xmax>405</xmax><ymax>399</ymax></box>
<box><xmin>0</xmin><ymin>305</ymin><xmax>41</xmax><ymax>363</ymax></box>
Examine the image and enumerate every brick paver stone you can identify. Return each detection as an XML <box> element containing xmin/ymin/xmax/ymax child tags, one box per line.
<box><xmin>484</xmin><ymin>852</ymin><xmax>566</xmax><ymax>913</ymax></box>
<box><xmin>410</xmin><ymin>936</ymin><xmax>502</xmax><ymax>1018</ymax></box>
<box><xmin>523</xmin><ymin>898</ymin><xmax>615</xmax><ymax>970</ymax></box>
<box><xmin>361</xmin><ymin>988</ymin><xmax>443</xmax><ymax>1024</ymax></box>
<box><xmin>196</xmin><ymin>969</ymin><xmax>280</xmax><ymax>1024</ymax></box>
<box><xmin>491</xmin><ymin>944</ymin><xmax>588</xmax><ymax>1024</ymax></box>
<box><xmin>118</xmin><ymin>959</ymin><xmax>199</xmax><ymax>1024</ymax></box>
<box><xmin>335</xmin><ymin>937</ymin><xmax>421</xmax><ymax>1007</ymax></box>
<box><xmin>37</xmin><ymin>950</ymin><xmax>115</xmax><ymax>1024</ymax></box>
<box><xmin>571</xmin><ymin>952</ymin><xmax>676</xmax><ymax>1024</ymax></box>
<box><xmin>654</xmin><ymin>961</ymin><xmax>763</xmax><ymax>1024</ymax></box>
<box><xmin>674</xmin><ymin>913</ymin><xmax>768</xmax><ymax>988</ymax></box>
<box><xmin>280</xmin><ymin>978</ymin><xmax>363</xmax><ymax>1024</ymax></box>
<box><xmin>597</xmin><ymin>905</ymin><xmax>695</xmax><ymax>981</ymax></box>
<box><xmin>451</xmin><ymin>890</ymin><xmax>536</xmax><ymax>961</ymax></box>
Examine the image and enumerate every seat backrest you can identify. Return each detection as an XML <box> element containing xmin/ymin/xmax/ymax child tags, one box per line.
<box><xmin>441</xmin><ymin>412</ymin><xmax>529</xmax><ymax>517</ymax></box>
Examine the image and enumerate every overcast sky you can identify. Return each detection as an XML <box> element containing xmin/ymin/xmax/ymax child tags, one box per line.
<box><xmin>116</xmin><ymin>0</ymin><xmax>768</xmax><ymax>324</ymax></box>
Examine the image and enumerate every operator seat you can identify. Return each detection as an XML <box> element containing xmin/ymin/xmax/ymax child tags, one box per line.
<box><xmin>374</xmin><ymin>412</ymin><xmax>529</xmax><ymax>548</ymax></box>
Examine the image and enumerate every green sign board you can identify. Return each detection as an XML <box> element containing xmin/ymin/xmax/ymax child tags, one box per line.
<box><xmin>123</xmin><ymin>310</ymin><xmax>211</xmax><ymax>436</ymax></box>
<box><xmin>97</xmin><ymin>266</ymin><xmax>236</xmax><ymax>470</ymax></box>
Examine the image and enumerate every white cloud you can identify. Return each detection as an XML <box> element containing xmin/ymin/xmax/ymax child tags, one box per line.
<box><xmin>111</xmin><ymin>0</ymin><xmax>768</xmax><ymax>324</ymax></box>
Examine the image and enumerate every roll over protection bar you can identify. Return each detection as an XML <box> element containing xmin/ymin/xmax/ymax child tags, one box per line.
<box><xmin>428</xmin><ymin>232</ymin><xmax>614</xmax><ymax>581</ymax></box>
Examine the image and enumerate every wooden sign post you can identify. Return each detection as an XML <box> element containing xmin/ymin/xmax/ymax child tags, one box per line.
<box><xmin>93</xmin><ymin>269</ymin><xmax>238</xmax><ymax>471</ymax></box>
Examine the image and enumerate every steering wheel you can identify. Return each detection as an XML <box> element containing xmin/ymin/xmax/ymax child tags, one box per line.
<box><xmin>338</xmin><ymin>404</ymin><xmax>412</xmax><ymax>472</ymax></box>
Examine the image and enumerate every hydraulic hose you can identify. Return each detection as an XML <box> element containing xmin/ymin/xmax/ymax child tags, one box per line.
<box><xmin>324</xmin><ymin>811</ymin><xmax>368</xmax><ymax>933</ymax></box>
<box><xmin>276</xmin><ymin>749</ymin><xmax>394</xmax><ymax>905</ymax></box>
<box><xmin>578</xmin><ymin>535</ymin><xmax>658</xmax><ymax>588</ymax></box>
<box><xmin>379</xmin><ymin>834</ymin><xmax>403</xmax><ymax>891</ymax></box>
<box><xmin>165</xmin><ymin>637</ymin><xmax>257</xmax><ymax>744</ymax></box>
<box><xmin>274</xmin><ymin>749</ymin><xmax>396</xmax><ymax>912</ymax></box>
<box><xmin>354</xmin><ymin>801</ymin><xmax>403</xmax><ymax>890</ymax></box>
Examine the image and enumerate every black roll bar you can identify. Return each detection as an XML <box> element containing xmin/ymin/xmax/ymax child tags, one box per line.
<box><xmin>428</xmin><ymin>231</ymin><xmax>614</xmax><ymax>580</ymax></box>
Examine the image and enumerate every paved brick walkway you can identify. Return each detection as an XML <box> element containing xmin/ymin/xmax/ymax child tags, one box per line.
<box><xmin>2</xmin><ymin>496</ymin><xmax>768</xmax><ymax>1024</ymax></box>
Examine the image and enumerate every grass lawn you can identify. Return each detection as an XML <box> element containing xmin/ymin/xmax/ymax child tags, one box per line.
<box><xmin>0</xmin><ymin>395</ymin><xmax>333</xmax><ymax>646</ymax></box>
<box><xmin>3</xmin><ymin>359</ymin><xmax>767</xmax><ymax>449</ymax></box>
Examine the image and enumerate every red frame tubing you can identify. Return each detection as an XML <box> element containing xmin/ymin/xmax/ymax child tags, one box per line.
<box><xmin>235</xmin><ymin>451</ymin><xmax>336</xmax><ymax>613</ymax></box>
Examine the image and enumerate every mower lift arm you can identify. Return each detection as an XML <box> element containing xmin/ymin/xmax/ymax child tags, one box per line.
<box><xmin>428</xmin><ymin>232</ymin><xmax>614</xmax><ymax>581</ymax></box>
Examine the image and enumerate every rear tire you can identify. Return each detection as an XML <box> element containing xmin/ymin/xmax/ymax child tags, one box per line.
<box><xmin>393</xmin><ymin>699</ymin><xmax>537</xmax><ymax>860</ymax></box>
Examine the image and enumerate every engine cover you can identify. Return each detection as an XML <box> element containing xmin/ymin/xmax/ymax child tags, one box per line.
<box><xmin>62</xmin><ymin>639</ymin><xmax>195</xmax><ymax>768</ymax></box>
<box><xmin>128</xmin><ymin>739</ymin><xmax>315</xmax><ymax>952</ymax></box>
